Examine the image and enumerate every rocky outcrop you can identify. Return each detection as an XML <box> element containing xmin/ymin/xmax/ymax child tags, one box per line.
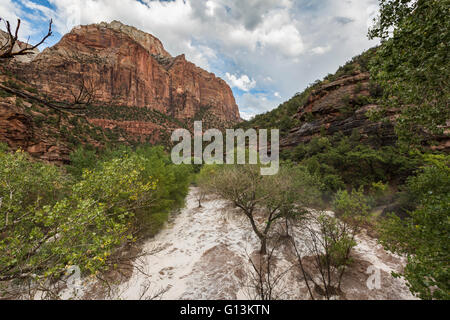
<box><xmin>0</xmin><ymin>21</ymin><xmax>241</xmax><ymax>161</ymax></box>
<box><xmin>281</xmin><ymin>72</ymin><xmax>397</xmax><ymax>149</ymax></box>
<box><xmin>87</xmin><ymin>118</ymin><xmax>172</xmax><ymax>144</ymax></box>
<box><xmin>13</xmin><ymin>21</ymin><xmax>240</xmax><ymax>124</ymax></box>
<box><xmin>281</xmin><ymin>70</ymin><xmax>450</xmax><ymax>151</ymax></box>
<box><xmin>0</xmin><ymin>101</ymin><xmax>33</xmax><ymax>149</ymax></box>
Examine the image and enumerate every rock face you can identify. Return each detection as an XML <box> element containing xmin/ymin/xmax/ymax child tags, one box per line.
<box><xmin>0</xmin><ymin>21</ymin><xmax>241</xmax><ymax>160</ymax></box>
<box><xmin>0</xmin><ymin>101</ymin><xmax>33</xmax><ymax>150</ymax></box>
<box><xmin>15</xmin><ymin>21</ymin><xmax>240</xmax><ymax>123</ymax></box>
<box><xmin>281</xmin><ymin>70</ymin><xmax>449</xmax><ymax>151</ymax></box>
<box><xmin>281</xmin><ymin>72</ymin><xmax>397</xmax><ymax>149</ymax></box>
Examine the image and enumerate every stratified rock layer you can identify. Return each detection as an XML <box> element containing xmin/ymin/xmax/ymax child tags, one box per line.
<box><xmin>12</xmin><ymin>21</ymin><xmax>240</xmax><ymax>138</ymax></box>
<box><xmin>281</xmin><ymin>72</ymin><xmax>398</xmax><ymax>149</ymax></box>
<box><xmin>0</xmin><ymin>21</ymin><xmax>241</xmax><ymax>160</ymax></box>
<box><xmin>281</xmin><ymin>70</ymin><xmax>449</xmax><ymax>151</ymax></box>
<box><xmin>26</xmin><ymin>21</ymin><xmax>239</xmax><ymax>121</ymax></box>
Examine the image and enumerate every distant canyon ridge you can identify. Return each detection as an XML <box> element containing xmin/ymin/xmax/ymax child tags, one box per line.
<box><xmin>0</xmin><ymin>21</ymin><xmax>241</xmax><ymax>161</ymax></box>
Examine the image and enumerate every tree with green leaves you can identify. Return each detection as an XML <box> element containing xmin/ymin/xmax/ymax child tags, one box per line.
<box><xmin>369</xmin><ymin>0</ymin><xmax>450</xmax><ymax>146</ymax></box>
<box><xmin>291</xmin><ymin>188</ymin><xmax>370</xmax><ymax>300</ymax></box>
<box><xmin>199</xmin><ymin>163</ymin><xmax>321</xmax><ymax>254</ymax></box>
<box><xmin>378</xmin><ymin>155</ymin><xmax>450</xmax><ymax>300</ymax></box>
<box><xmin>0</xmin><ymin>150</ymin><xmax>157</xmax><ymax>297</ymax></box>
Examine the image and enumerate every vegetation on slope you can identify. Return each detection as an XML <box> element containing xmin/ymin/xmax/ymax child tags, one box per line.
<box><xmin>368</xmin><ymin>0</ymin><xmax>450</xmax><ymax>146</ymax></box>
<box><xmin>235</xmin><ymin>0</ymin><xmax>449</xmax><ymax>300</ymax></box>
<box><xmin>282</xmin><ymin>132</ymin><xmax>422</xmax><ymax>197</ymax></box>
<box><xmin>237</xmin><ymin>48</ymin><xmax>377</xmax><ymax>139</ymax></box>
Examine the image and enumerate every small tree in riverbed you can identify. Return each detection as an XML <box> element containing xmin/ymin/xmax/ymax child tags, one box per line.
<box><xmin>291</xmin><ymin>188</ymin><xmax>370</xmax><ymax>299</ymax></box>
<box><xmin>244</xmin><ymin>237</ymin><xmax>293</xmax><ymax>300</ymax></box>
<box><xmin>292</xmin><ymin>213</ymin><xmax>357</xmax><ymax>299</ymax></box>
<box><xmin>199</xmin><ymin>163</ymin><xmax>319</xmax><ymax>255</ymax></box>
<box><xmin>195</xmin><ymin>165</ymin><xmax>217</xmax><ymax>208</ymax></box>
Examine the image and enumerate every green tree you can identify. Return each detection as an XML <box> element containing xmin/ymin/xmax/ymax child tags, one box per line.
<box><xmin>294</xmin><ymin>188</ymin><xmax>369</xmax><ymax>299</ymax></box>
<box><xmin>0</xmin><ymin>145</ymin><xmax>192</xmax><ymax>298</ymax></box>
<box><xmin>333</xmin><ymin>187</ymin><xmax>371</xmax><ymax>227</ymax></box>
<box><xmin>378</xmin><ymin>155</ymin><xmax>450</xmax><ymax>300</ymax></box>
<box><xmin>0</xmin><ymin>151</ymin><xmax>158</xmax><ymax>295</ymax></box>
<box><xmin>369</xmin><ymin>0</ymin><xmax>450</xmax><ymax>146</ymax></box>
<box><xmin>67</xmin><ymin>146</ymin><xmax>97</xmax><ymax>178</ymax></box>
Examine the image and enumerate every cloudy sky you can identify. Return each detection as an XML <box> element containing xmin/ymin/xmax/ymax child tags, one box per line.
<box><xmin>1</xmin><ymin>0</ymin><xmax>380</xmax><ymax>119</ymax></box>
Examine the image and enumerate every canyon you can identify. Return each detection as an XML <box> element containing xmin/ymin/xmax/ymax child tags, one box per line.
<box><xmin>281</xmin><ymin>70</ymin><xmax>449</xmax><ymax>152</ymax></box>
<box><xmin>54</xmin><ymin>188</ymin><xmax>416</xmax><ymax>300</ymax></box>
<box><xmin>0</xmin><ymin>21</ymin><xmax>241</xmax><ymax>162</ymax></box>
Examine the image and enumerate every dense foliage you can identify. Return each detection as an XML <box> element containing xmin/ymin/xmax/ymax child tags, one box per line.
<box><xmin>0</xmin><ymin>144</ymin><xmax>191</xmax><ymax>296</ymax></box>
<box><xmin>282</xmin><ymin>132</ymin><xmax>421</xmax><ymax>196</ymax></box>
<box><xmin>378</xmin><ymin>155</ymin><xmax>450</xmax><ymax>300</ymax></box>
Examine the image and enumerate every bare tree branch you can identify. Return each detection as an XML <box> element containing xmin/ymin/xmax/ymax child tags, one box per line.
<box><xmin>0</xmin><ymin>83</ymin><xmax>86</xmax><ymax>114</ymax></box>
<box><xmin>68</xmin><ymin>73</ymin><xmax>96</xmax><ymax>107</ymax></box>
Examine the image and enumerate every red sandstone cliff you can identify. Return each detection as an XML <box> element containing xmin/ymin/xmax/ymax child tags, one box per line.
<box><xmin>0</xmin><ymin>21</ymin><xmax>241</xmax><ymax>157</ymax></box>
<box><xmin>14</xmin><ymin>20</ymin><xmax>240</xmax><ymax>126</ymax></box>
<box><xmin>281</xmin><ymin>72</ymin><xmax>397</xmax><ymax>148</ymax></box>
<box><xmin>280</xmin><ymin>70</ymin><xmax>449</xmax><ymax>152</ymax></box>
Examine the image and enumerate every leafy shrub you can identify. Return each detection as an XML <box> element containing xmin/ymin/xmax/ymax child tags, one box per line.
<box><xmin>333</xmin><ymin>188</ymin><xmax>371</xmax><ymax>222</ymax></box>
<box><xmin>368</xmin><ymin>81</ymin><xmax>383</xmax><ymax>98</ymax></box>
<box><xmin>0</xmin><ymin>145</ymin><xmax>192</xmax><ymax>295</ymax></box>
<box><xmin>0</xmin><ymin>88</ymin><xmax>13</xmax><ymax>98</ymax></box>
<box><xmin>284</xmin><ymin>134</ymin><xmax>421</xmax><ymax>194</ymax></box>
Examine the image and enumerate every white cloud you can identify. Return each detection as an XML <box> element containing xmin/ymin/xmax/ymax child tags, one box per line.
<box><xmin>236</xmin><ymin>91</ymin><xmax>282</xmax><ymax>119</ymax></box>
<box><xmin>183</xmin><ymin>41</ymin><xmax>216</xmax><ymax>70</ymax></box>
<box><xmin>225</xmin><ymin>73</ymin><xmax>257</xmax><ymax>92</ymax></box>
<box><xmin>0</xmin><ymin>0</ymin><xmax>34</xmax><ymax>38</ymax></box>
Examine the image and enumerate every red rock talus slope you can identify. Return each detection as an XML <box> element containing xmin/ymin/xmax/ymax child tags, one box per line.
<box><xmin>281</xmin><ymin>70</ymin><xmax>449</xmax><ymax>151</ymax></box>
<box><xmin>0</xmin><ymin>83</ymin><xmax>102</xmax><ymax>164</ymax></box>
<box><xmin>11</xmin><ymin>21</ymin><xmax>240</xmax><ymax>142</ymax></box>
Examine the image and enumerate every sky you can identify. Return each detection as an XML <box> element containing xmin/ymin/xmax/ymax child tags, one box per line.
<box><xmin>1</xmin><ymin>0</ymin><xmax>380</xmax><ymax>120</ymax></box>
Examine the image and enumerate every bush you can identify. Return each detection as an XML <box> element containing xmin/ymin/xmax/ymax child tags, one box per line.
<box><xmin>333</xmin><ymin>188</ymin><xmax>371</xmax><ymax>222</ymax></box>
<box><xmin>198</xmin><ymin>162</ymin><xmax>322</xmax><ymax>254</ymax></box>
<box><xmin>378</xmin><ymin>154</ymin><xmax>450</xmax><ymax>300</ymax></box>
